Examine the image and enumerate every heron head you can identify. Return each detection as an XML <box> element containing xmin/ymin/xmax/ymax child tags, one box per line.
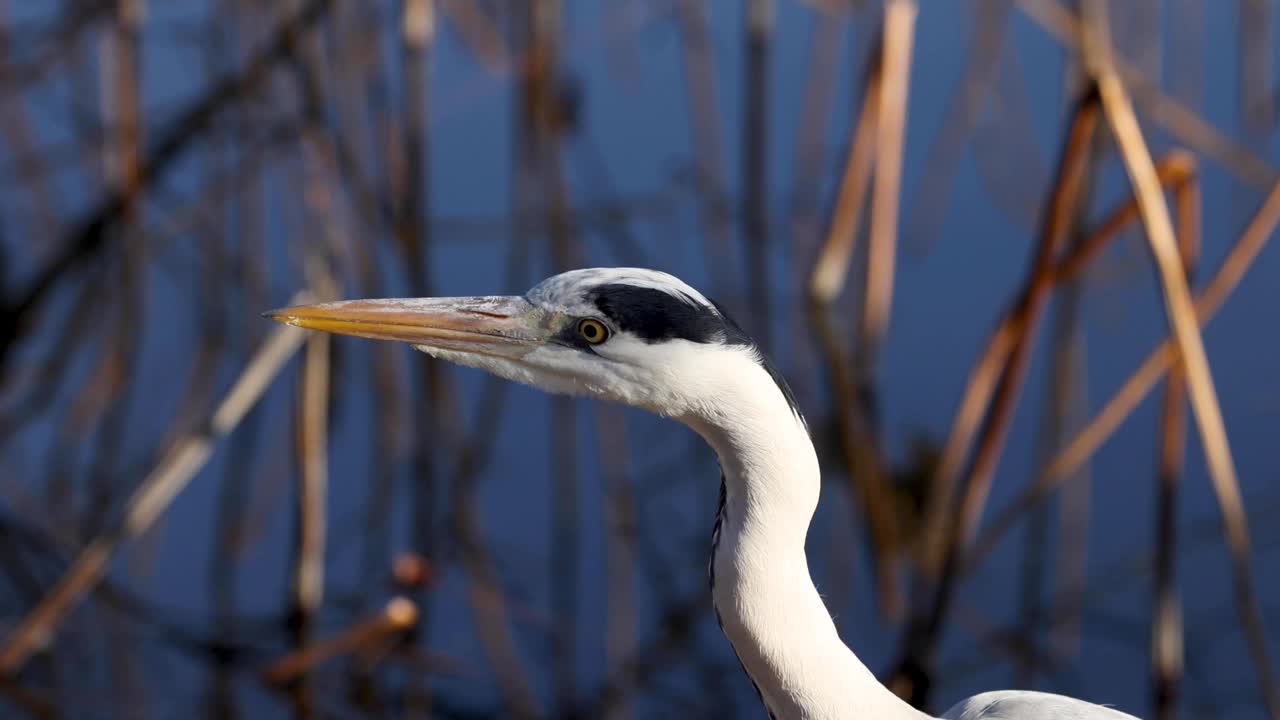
<box><xmin>266</xmin><ymin>268</ymin><xmax>798</xmax><ymax>422</ymax></box>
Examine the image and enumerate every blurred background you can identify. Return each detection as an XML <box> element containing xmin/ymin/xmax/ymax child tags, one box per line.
<box><xmin>0</xmin><ymin>0</ymin><xmax>1278</xmax><ymax>718</ymax></box>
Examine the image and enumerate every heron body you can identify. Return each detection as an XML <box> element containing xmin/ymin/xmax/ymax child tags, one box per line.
<box><xmin>269</xmin><ymin>267</ymin><xmax>1139</xmax><ymax>720</ymax></box>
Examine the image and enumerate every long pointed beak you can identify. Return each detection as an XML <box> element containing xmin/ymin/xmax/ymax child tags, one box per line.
<box><xmin>264</xmin><ymin>295</ymin><xmax>544</xmax><ymax>356</ymax></box>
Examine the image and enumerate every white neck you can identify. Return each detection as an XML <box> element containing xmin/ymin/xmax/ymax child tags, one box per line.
<box><xmin>680</xmin><ymin>350</ymin><xmax>930</xmax><ymax>720</ymax></box>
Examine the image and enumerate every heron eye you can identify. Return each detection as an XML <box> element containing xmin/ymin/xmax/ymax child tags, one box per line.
<box><xmin>577</xmin><ymin>318</ymin><xmax>609</xmax><ymax>345</ymax></box>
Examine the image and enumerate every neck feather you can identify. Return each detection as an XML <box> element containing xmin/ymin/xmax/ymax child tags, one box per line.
<box><xmin>682</xmin><ymin>350</ymin><xmax>928</xmax><ymax>720</ymax></box>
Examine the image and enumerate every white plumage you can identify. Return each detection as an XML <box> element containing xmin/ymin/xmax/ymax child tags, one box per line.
<box><xmin>940</xmin><ymin>691</ymin><xmax>1139</xmax><ymax>719</ymax></box>
<box><xmin>269</xmin><ymin>267</ymin><xmax>1140</xmax><ymax>719</ymax></box>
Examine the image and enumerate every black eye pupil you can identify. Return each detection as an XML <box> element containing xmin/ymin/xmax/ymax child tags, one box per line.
<box><xmin>578</xmin><ymin>319</ymin><xmax>607</xmax><ymax>344</ymax></box>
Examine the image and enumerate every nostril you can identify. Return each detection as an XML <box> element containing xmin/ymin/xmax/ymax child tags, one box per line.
<box><xmin>463</xmin><ymin>310</ymin><xmax>510</xmax><ymax>319</ymax></box>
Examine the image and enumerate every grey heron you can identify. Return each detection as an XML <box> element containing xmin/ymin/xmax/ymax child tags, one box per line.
<box><xmin>268</xmin><ymin>267</ymin><xmax>1139</xmax><ymax>719</ymax></box>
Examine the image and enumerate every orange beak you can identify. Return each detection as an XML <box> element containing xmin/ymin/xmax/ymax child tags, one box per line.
<box><xmin>264</xmin><ymin>296</ymin><xmax>545</xmax><ymax>355</ymax></box>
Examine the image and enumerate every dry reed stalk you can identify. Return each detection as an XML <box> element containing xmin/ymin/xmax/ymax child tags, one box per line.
<box><xmin>320</xmin><ymin>0</ymin><xmax>381</xmax><ymax>222</ymax></box>
<box><xmin>891</xmin><ymin>89</ymin><xmax>1099</xmax><ymax>706</ymax></box>
<box><xmin>548</xmin><ymin>196</ymin><xmax>585</xmax><ymax>711</ymax></box>
<box><xmin>551</xmin><ymin>393</ymin><xmax>580</xmax><ymax>717</ymax></box>
<box><xmin>971</xmin><ymin>58</ymin><xmax>1055</xmax><ymax>232</ymax></box>
<box><xmin>79</xmin><ymin>0</ymin><xmax>145</xmax><ymax>504</ymax></box>
<box><xmin>860</xmin><ymin>0</ymin><xmax>916</xmax><ymax>365</ymax></box>
<box><xmin>140</xmin><ymin>135</ymin><xmax>289</xmax><ymax>251</ymax></box>
<box><xmin>540</xmin><ymin>158</ymin><xmax>582</xmax><ymax>675</ymax></box>
<box><xmin>0</xmin><ymin>0</ymin><xmax>333</xmax><ymax>378</ymax></box>
<box><xmin>112</xmin><ymin>0</ymin><xmax>144</xmax><ymax>207</ymax></box>
<box><xmin>389</xmin><ymin>644</ymin><xmax>472</xmax><ymax>681</ymax></box>
<box><xmin>1052</xmin><ymin>151</ymin><xmax>1197</xmax><ymax>283</ymax></box>
<box><xmin>809</xmin><ymin>53</ymin><xmax>881</xmax><ymax>303</ymax></box>
<box><xmin>456</xmin><ymin>502</ymin><xmax>544</xmax><ymax>720</ymax></box>
<box><xmin>336</xmin><ymin>4</ymin><xmax>408</xmax><ymax>617</ymax></box>
<box><xmin>0</xmin><ymin>295</ymin><xmax>313</xmax><ymax>675</ymax></box>
<box><xmin>0</xmin><ymin>679</ymin><xmax>57</xmax><ymax>720</ymax></box>
<box><xmin>916</xmin><ymin>317</ymin><xmax>1018</xmax><ymax>572</ymax></box>
<box><xmin>1015</xmin><ymin>254</ymin><xmax>1087</xmax><ymax>685</ymax></box>
<box><xmin>438</xmin><ymin>0</ymin><xmax>506</xmax><ymax>73</ymax></box>
<box><xmin>262</xmin><ymin>597</ymin><xmax>419</xmax><ymax>685</ymax></box>
<box><xmin>405</xmin><ymin>16</ymin><xmax>553</xmax><ymax>718</ymax></box>
<box><xmin>162</xmin><ymin>244</ymin><xmax>229</xmax><ymax>452</ymax></box>
<box><xmin>0</xmin><ymin>1</ymin><xmax>60</xmax><ymax>264</ymax></box>
<box><xmin>901</xmin><ymin>0</ymin><xmax>1012</xmax><ymax>257</ymax></box>
<box><xmin>1017</xmin><ymin>0</ymin><xmax>1276</xmax><ymax>187</ymax></box>
<box><xmin>936</xmin><ymin>147</ymin><xmax>1223</xmax><ymax>576</ymax></box>
<box><xmin>63</xmin><ymin>306</ymin><xmax>128</xmax><ymax>439</ymax></box>
<box><xmin>595</xmin><ymin>404</ymin><xmax>639</xmax><ymax>720</ymax></box>
<box><xmin>970</xmin><ymin>159</ymin><xmax>1280</xmax><ymax>564</ymax></box>
<box><xmin>1086</xmin><ymin>8</ymin><xmax>1280</xmax><ymax>713</ymax></box>
<box><xmin>1043</xmin><ymin>270</ymin><xmax>1091</xmax><ymax>665</ymax></box>
<box><xmin>1048</xmin><ymin>403</ymin><xmax>1090</xmax><ymax>661</ymax></box>
<box><xmin>743</xmin><ymin>0</ymin><xmax>773</xmax><ymax>349</ymax></box>
<box><xmin>1167</xmin><ymin>0</ymin><xmax>1204</xmax><ymax>109</ymax></box>
<box><xmin>675</xmin><ymin>0</ymin><xmax>733</xmax><ymax>292</ymax></box>
<box><xmin>175</xmin><ymin>235</ymin><xmax>233</xmax><ymax>675</ymax></box>
<box><xmin>421</xmin><ymin>2</ymin><xmax>663</xmax><ymax>134</ymax></box>
<box><xmin>953</xmin><ymin>603</ymin><xmax>1067</xmax><ymax>675</ymax></box>
<box><xmin>445</xmin><ymin>252</ymin><xmax>541</xmax><ymax>720</ymax></box>
<box><xmin>294</xmin><ymin>257</ymin><xmax>335</xmax><ymax>622</ymax></box>
<box><xmin>785</xmin><ymin>8</ymin><xmax>846</xmax><ymax>409</ymax></box>
<box><xmin>924</xmin><ymin>152</ymin><xmax>1187</xmax><ymax>574</ymax></box>
<box><xmin>809</xmin><ymin>303</ymin><xmax>902</xmax><ymax>617</ymax></box>
<box><xmin>1238</xmin><ymin>0</ymin><xmax>1273</xmax><ymax>131</ymax></box>
<box><xmin>916</xmin><ymin>93</ymin><xmax>1099</xmax><ymax>576</ymax></box>
<box><xmin>962</xmin><ymin>152</ymin><xmax>1203</xmax><ymax>566</ymax></box>
<box><xmin>400</xmin><ymin>5</ymin><xmax>441</xmax><ymax>715</ymax></box>
<box><xmin>519</xmin><ymin>5</ymin><xmax>594</xmax><ymax>713</ymax></box>
<box><xmin>286</xmin><ymin>8</ymin><xmax>345</xmax><ymax>649</ymax></box>
<box><xmin>397</xmin><ymin>0</ymin><xmax>437</xmax><ymax>530</ymax></box>
<box><xmin>788</xmin><ymin>6</ymin><xmax>846</xmax><ymax>256</ymax></box>
<box><xmin>0</xmin><ymin>275</ymin><xmax>103</xmax><ymax>445</ymax></box>
<box><xmin>1151</xmin><ymin>160</ymin><xmax>1198</xmax><ymax>720</ymax></box>
<box><xmin>209</xmin><ymin>0</ymin><xmax>271</xmax><ymax>648</ymax></box>
<box><xmin>946</xmin><ymin>107</ymin><xmax>1094</xmax><ymax>560</ymax></box>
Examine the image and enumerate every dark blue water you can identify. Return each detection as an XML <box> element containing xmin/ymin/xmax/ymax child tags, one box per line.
<box><xmin>3</xmin><ymin>2</ymin><xmax>1279</xmax><ymax>718</ymax></box>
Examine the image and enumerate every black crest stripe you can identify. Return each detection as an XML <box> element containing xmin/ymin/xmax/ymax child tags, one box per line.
<box><xmin>583</xmin><ymin>283</ymin><xmax>804</xmax><ymax>424</ymax></box>
<box><xmin>587</xmin><ymin>284</ymin><xmax>735</xmax><ymax>345</ymax></box>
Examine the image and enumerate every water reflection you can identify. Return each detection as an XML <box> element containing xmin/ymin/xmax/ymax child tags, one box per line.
<box><xmin>0</xmin><ymin>2</ymin><xmax>1278</xmax><ymax>719</ymax></box>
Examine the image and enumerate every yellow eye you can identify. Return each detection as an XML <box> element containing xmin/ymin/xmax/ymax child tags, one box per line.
<box><xmin>577</xmin><ymin>318</ymin><xmax>609</xmax><ymax>345</ymax></box>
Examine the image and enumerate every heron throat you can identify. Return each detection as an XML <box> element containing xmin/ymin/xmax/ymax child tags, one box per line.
<box><xmin>686</xmin><ymin>352</ymin><xmax>930</xmax><ymax>720</ymax></box>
